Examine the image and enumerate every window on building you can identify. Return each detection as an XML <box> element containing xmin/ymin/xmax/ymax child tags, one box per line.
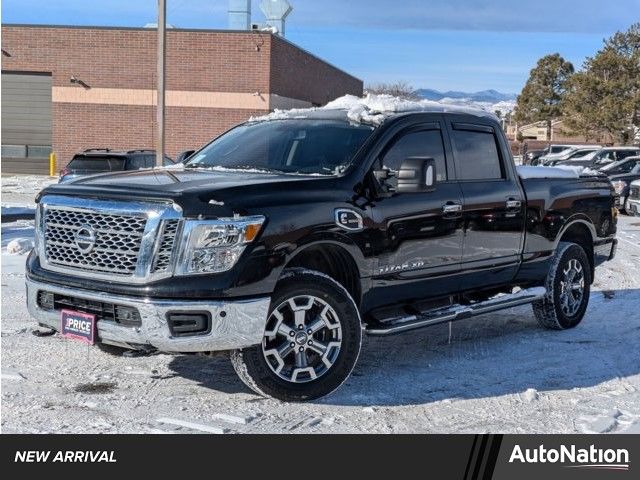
<box><xmin>381</xmin><ymin>129</ymin><xmax>447</xmax><ymax>182</ymax></box>
<box><xmin>451</xmin><ymin>128</ymin><xmax>504</xmax><ymax>180</ymax></box>
<box><xmin>27</xmin><ymin>145</ymin><xmax>52</xmax><ymax>158</ymax></box>
<box><xmin>1</xmin><ymin>145</ymin><xmax>27</xmax><ymax>158</ymax></box>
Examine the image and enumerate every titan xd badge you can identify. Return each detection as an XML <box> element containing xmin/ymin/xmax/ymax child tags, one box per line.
<box><xmin>334</xmin><ymin>208</ymin><xmax>364</xmax><ymax>231</ymax></box>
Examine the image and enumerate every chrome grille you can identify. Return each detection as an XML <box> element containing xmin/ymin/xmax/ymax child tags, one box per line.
<box><xmin>39</xmin><ymin>195</ymin><xmax>183</xmax><ymax>283</ymax></box>
<box><xmin>152</xmin><ymin>219</ymin><xmax>180</xmax><ymax>273</ymax></box>
<box><xmin>43</xmin><ymin>207</ymin><xmax>147</xmax><ymax>275</ymax></box>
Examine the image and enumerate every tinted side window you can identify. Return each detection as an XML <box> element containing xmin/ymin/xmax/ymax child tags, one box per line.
<box><xmin>618</xmin><ymin>161</ymin><xmax>636</xmax><ymax>173</ymax></box>
<box><xmin>127</xmin><ymin>155</ymin><xmax>148</xmax><ymax>170</ymax></box>
<box><xmin>617</xmin><ymin>151</ymin><xmax>638</xmax><ymax>160</ymax></box>
<box><xmin>451</xmin><ymin>128</ymin><xmax>503</xmax><ymax>180</ymax></box>
<box><xmin>382</xmin><ymin>129</ymin><xmax>447</xmax><ymax>182</ymax></box>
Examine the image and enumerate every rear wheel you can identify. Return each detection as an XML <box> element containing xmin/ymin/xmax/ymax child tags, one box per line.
<box><xmin>533</xmin><ymin>242</ymin><xmax>591</xmax><ymax>329</ymax></box>
<box><xmin>230</xmin><ymin>269</ymin><xmax>362</xmax><ymax>401</ymax></box>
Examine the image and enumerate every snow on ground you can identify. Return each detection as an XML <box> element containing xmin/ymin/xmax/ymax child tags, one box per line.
<box><xmin>1</xmin><ymin>177</ymin><xmax>639</xmax><ymax>433</ymax></box>
<box><xmin>1</xmin><ymin>175</ymin><xmax>56</xmax><ymax>208</ymax></box>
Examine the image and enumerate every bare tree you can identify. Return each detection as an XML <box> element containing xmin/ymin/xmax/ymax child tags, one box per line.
<box><xmin>365</xmin><ymin>80</ymin><xmax>420</xmax><ymax>100</ymax></box>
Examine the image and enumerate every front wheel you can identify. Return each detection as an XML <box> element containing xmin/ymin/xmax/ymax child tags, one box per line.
<box><xmin>532</xmin><ymin>242</ymin><xmax>592</xmax><ymax>329</ymax></box>
<box><xmin>230</xmin><ymin>269</ymin><xmax>362</xmax><ymax>401</ymax></box>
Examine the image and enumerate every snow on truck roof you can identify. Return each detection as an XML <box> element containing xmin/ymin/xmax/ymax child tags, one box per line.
<box><xmin>250</xmin><ymin>94</ymin><xmax>498</xmax><ymax>126</ymax></box>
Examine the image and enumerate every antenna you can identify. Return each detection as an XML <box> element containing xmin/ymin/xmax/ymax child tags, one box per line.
<box><xmin>228</xmin><ymin>0</ymin><xmax>252</xmax><ymax>30</ymax></box>
<box><xmin>259</xmin><ymin>0</ymin><xmax>293</xmax><ymax>36</ymax></box>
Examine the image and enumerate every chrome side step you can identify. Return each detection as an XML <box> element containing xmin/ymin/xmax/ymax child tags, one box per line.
<box><xmin>365</xmin><ymin>287</ymin><xmax>546</xmax><ymax>336</ymax></box>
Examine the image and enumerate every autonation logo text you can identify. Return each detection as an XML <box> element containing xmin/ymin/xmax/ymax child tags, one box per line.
<box><xmin>509</xmin><ymin>444</ymin><xmax>630</xmax><ymax>471</ymax></box>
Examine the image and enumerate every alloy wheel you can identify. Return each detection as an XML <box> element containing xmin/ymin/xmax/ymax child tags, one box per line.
<box><xmin>262</xmin><ymin>295</ymin><xmax>342</xmax><ymax>383</ymax></box>
<box><xmin>559</xmin><ymin>258</ymin><xmax>585</xmax><ymax>317</ymax></box>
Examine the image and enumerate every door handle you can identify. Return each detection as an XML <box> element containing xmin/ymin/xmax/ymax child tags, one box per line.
<box><xmin>506</xmin><ymin>199</ymin><xmax>522</xmax><ymax>209</ymax></box>
<box><xmin>442</xmin><ymin>203</ymin><xmax>463</xmax><ymax>215</ymax></box>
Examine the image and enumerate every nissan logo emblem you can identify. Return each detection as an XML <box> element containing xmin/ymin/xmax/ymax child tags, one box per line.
<box><xmin>74</xmin><ymin>225</ymin><xmax>97</xmax><ymax>254</ymax></box>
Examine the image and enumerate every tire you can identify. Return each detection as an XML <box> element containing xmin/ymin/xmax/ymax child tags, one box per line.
<box><xmin>532</xmin><ymin>242</ymin><xmax>592</xmax><ymax>330</ymax></box>
<box><xmin>230</xmin><ymin>268</ymin><xmax>362</xmax><ymax>402</ymax></box>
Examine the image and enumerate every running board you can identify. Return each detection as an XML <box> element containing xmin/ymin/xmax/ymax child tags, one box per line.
<box><xmin>365</xmin><ymin>287</ymin><xmax>546</xmax><ymax>336</ymax></box>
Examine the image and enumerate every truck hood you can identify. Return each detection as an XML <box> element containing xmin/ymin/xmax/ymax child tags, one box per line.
<box><xmin>608</xmin><ymin>172</ymin><xmax>640</xmax><ymax>183</ymax></box>
<box><xmin>38</xmin><ymin>167</ymin><xmax>345</xmax><ymax>217</ymax></box>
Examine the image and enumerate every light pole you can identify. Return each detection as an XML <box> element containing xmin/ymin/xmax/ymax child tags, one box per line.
<box><xmin>156</xmin><ymin>0</ymin><xmax>166</xmax><ymax>167</ymax></box>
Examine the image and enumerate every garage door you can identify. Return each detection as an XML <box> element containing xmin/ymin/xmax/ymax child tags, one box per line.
<box><xmin>1</xmin><ymin>71</ymin><xmax>52</xmax><ymax>174</ymax></box>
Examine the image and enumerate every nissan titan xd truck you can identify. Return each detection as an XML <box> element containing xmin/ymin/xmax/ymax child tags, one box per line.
<box><xmin>26</xmin><ymin>102</ymin><xmax>617</xmax><ymax>401</ymax></box>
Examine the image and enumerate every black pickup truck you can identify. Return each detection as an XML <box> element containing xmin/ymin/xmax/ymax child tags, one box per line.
<box><xmin>26</xmin><ymin>104</ymin><xmax>618</xmax><ymax>401</ymax></box>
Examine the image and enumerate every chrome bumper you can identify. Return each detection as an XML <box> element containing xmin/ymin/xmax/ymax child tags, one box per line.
<box><xmin>26</xmin><ymin>278</ymin><xmax>270</xmax><ymax>353</ymax></box>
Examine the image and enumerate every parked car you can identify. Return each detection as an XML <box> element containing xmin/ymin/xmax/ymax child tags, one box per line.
<box><xmin>542</xmin><ymin>146</ymin><xmax>601</xmax><ymax>166</ymax></box>
<box><xmin>524</xmin><ymin>149</ymin><xmax>544</xmax><ymax>165</ymax></box>
<box><xmin>627</xmin><ymin>179</ymin><xmax>640</xmax><ymax>216</ymax></box>
<box><xmin>28</xmin><ymin>106</ymin><xmax>617</xmax><ymax>401</ymax></box>
<box><xmin>558</xmin><ymin>146</ymin><xmax>640</xmax><ymax>169</ymax></box>
<box><xmin>59</xmin><ymin>149</ymin><xmax>175</xmax><ymax>183</ymax></box>
<box><xmin>606</xmin><ymin>160</ymin><xmax>640</xmax><ymax>213</ymax></box>
<box><xmin>528</xmin><ymin>144</ymin><xmax>574</xmax><ymax>165</ymax></box>
<box><xmin>539</xmin><ymin>145</ymin><xmax>601</xmax><ymax>166</ymax></box>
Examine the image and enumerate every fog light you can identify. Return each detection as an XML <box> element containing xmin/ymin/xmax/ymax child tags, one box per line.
<box><xmin>37</xmin><ymin>291</ymin><xmax>55</xmax><ymax>310</ymax></box>
<box><xmin>167</xmin><ymin>312</ymin><xmax>211</xmax><ymax>337</ymax></box>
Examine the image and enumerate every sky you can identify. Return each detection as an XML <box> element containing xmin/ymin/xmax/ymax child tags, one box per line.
<box><xmin>2</xmin><ymin>0</ymin><xmax>639</xmax><ymax>93</ymax></box>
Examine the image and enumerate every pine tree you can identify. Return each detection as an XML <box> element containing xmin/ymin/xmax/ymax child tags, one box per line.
<box><xmin>563</xmin><ymin>23</ymin><xmax>640</xmax><ymax>144</ymax></box>
<box><xmin>514</xmin><ymin>54</ymin><xmax>574</xmax><ymax>141</ymax></box>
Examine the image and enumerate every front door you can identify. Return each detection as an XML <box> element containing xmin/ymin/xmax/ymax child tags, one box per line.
<box><xmin>366</xmin><ymin>120</ymin><xmax>465</xmax><ymax>310</ymax></box>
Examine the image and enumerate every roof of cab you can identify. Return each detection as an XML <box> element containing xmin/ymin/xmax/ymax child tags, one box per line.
<box><xmin>250</xmin><ymin>93</ymin><xmax>498</xmax><ymax>126</ymax></box>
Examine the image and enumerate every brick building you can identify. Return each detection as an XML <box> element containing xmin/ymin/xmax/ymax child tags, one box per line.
<box><xmin>1</xmin><ymin>24</ymin><xmax>363</xmax><ymax>174</ymax></box>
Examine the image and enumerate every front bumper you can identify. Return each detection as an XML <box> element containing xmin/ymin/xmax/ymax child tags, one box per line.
<box><xmin>628</xmin><ymin>198</ymin><xmax>640</xmax><ymax>216</ymax></box>
<box><xmin>26</xmin><ymin>277</ymin><xmax>270</xmax><ymax>353</ymax></box>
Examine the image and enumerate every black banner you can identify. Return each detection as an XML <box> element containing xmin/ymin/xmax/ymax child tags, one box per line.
<box><xmin>0</xmin><ymin>434</ymin><xmax>637</xmax><ymax>478</ymax></box>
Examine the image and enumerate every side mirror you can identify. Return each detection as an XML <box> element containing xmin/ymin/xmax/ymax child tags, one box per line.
<box><xmin>176</xmin><ymin>150</ymin><xmax>196</xmax><ymax>164</ymax></box>
<box><xmin>397</xmin><ymin>157</ymin><xmax>436</xmax><ymax>193</ymax></box>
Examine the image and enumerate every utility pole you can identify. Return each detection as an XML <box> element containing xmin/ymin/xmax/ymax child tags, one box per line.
<box><xmin>156</xmin><ymin>0</ymin><xmax>166</xmax><ymax>167</ymax></box>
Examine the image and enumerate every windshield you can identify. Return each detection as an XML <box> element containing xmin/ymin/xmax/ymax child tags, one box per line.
<box><xmin>572</xmin><ymin>150</ymin><xmax>598</xmax><ymax>161</ymax></box>
<box><xmin>185</xmin><ymin>120</ymin><xmax>375</xmax><ymax>175</ymax></box>
<box><xmin>600</xmin><ymin>160</ymin><xmax>625</xmax><ymax>172</ymax></box>
<box><xmin>601</xmin><ymin>158</ymin><xmax>640</xmax><ymax>174</ymax></box>
<box><xmin>68</xmin><ymin>156</ymin><xmax>126</xmax><ymax>171</ymax></box>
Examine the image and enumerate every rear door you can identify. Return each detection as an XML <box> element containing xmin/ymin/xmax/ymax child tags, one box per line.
<box><xmin>447</xmin><ymin>120</ymin><xmax>525</xmax><ymax>290</ymax></box>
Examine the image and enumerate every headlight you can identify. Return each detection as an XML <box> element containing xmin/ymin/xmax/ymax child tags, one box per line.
<box><xmin>176</xmin><ymin>215</ymin><xmax>265</xmax><ymax>275</ymax></box>
<box><xmin>611</xmin><ymin>180</ymin><xmax>627</xmax><ymax>195</ymax></box>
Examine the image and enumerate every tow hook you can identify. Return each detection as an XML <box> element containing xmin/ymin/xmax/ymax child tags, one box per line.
<box><xmin>122</xmin><ymin>346</ymin><xmax>158</xmax><ymax>358</ymax></box>
<box><xmin>32</xmin><ymin>327</ymin><xmax>56</xmax><ymax>337</ymax></box>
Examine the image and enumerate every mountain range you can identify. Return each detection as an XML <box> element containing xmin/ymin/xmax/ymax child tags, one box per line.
<box><xmin>415</xmin><ymin>89</ymin><xmax>517</xmax><ymax>103</ymax></box>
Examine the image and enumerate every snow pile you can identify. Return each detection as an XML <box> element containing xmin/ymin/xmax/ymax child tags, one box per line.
<box><xmin>6</xmin><ymin>238</ymin><xmax>34</xmax><ymax>255</ymax></box>
<box><xmin>517</xmin><ymin>165</ymin><xmax>603</xmax><ymax>179</ymax></box>
<box><xmin>1</xmin><ymin>175</ymin><xmax>56</xmax><ymax>195</ymax></box>
<box><xmin>517</xmin><ymin>166</ymin><xmax>580</xmax><ymax>179</ymax></box>
<box><xmin>555</xmin><ymin>165</ymin><xmax>602</xmax><ymax>177</ymax></box>
<box><xmin>252</xmin><ymin>93</ymin><xmax>497</xmax><ymax>125</ymax></box>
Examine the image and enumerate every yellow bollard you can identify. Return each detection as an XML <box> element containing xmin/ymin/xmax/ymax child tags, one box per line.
<box><xmin>49</xmin><ymin>152</ymin><xmax>57</xmax><ymax>177</ymax></box>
